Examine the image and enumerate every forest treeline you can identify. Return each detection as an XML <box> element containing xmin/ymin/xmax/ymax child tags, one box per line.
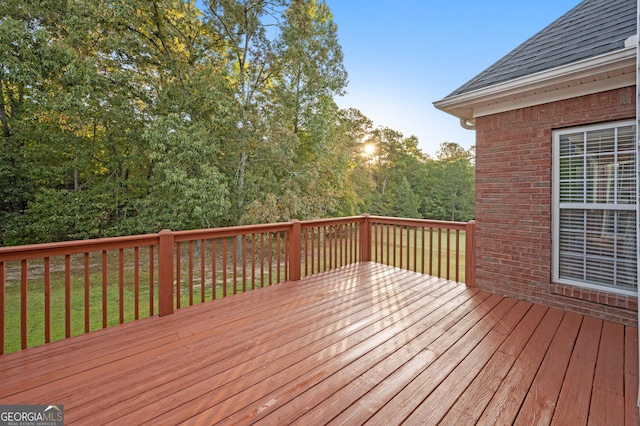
<box><xmin>0</xmin><ymin>0</ymin><xmax>474</xmax><ymax>246</ymax></box>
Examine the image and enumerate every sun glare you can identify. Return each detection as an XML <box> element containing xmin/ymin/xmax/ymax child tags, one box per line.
<box><xmin>363</xmin><ymin>143</ymin><xmax>376</xmax><ymax>156</ymax></box>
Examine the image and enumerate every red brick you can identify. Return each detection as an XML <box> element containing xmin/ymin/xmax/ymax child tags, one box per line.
<box><xmin>474</xmin><ymin>86</ymin><xmax>637</xmax><ymax>326</ymax></box>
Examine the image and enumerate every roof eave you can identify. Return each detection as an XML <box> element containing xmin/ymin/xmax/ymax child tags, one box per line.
<box><xmin>433</xmin><ymin>46</ymin><xmax>637</xmax><ymax>126</ymax></box>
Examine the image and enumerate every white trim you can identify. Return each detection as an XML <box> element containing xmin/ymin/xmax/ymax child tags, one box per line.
<box><xmin>557</xmin><ymin>203</ymin><xmax>637</xmax><ymax>211</ymax></box>
<box><xmin>635</xmin><ymin>0</ymin><xmax>639</xmax><ymax>407</ymax></box>
<box><xmin>434</xmin><ymin>46</ymin><xmax>636</xmax><ymax>123</ymax></box>
<box><xmin>554</xmin><ymin>277</ymin><xmax>637</xmax><ymax>297</ymax></box>
<box><xmin>552</xmin><ymin>120</ymin><xmax>638</xmax><ymax>295</ymax></box>
<box><xmin>474</xmin><ymin>74</ymin><xmax>635</xmax><ymax>118</ymax></box>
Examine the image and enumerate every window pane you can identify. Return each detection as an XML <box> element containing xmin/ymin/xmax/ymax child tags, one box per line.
<box><xmin>586</xmin><ymin>128</ymin><xmax>615</xmax><ymax>154</ymax></box>
<box><xmin>618</xmin><ymin>125</ymin><xmax>635</xmax><ymax>151</ymax></box>
<box><xmin>558</xmin><ymin>209</ymin><xmax>637</xmax><ymax>290</ymax></box>
<box><xmin>556</xmin><ymin>122</ymin><xmax>637</xmax><ymax>292</ymax></box>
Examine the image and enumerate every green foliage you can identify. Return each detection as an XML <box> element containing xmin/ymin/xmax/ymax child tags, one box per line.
<box><xmin>138</xmin><ymin>115</ymin><xmax>230</xmax><ymax>231</ymax></box>
<box><xmin>0</xmin><ymin>0</ymin><xmax>475</xmax><ymax>246</ymax></box>
<box><xmin>421</xmin><ymin>143</ymin><xmax>476</xmax><ymax>221</ymax></box>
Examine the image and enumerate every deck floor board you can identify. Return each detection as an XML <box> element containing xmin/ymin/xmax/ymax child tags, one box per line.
<box><xmin>0</xmin><ymin>262</ymin><xmax>637</xmax><ymax>425</ymax></box>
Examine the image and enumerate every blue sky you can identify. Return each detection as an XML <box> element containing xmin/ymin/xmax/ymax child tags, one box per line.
<box><xmin>324</xmin><ymin>0</ymin><xmax>583</xmax><ymax>157</ymax></box>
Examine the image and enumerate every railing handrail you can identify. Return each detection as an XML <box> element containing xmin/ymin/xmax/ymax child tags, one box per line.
<box><xmin>367</xmin><ymin>215</ymin><xmax>468</xmax><ymax>230</ymax></box>
<box><xmin>0</xmin><ymin>234</ymin><xmax>161</xmax><ymax>262</ymax></box>
<box><xmin>0</xmin><ymin>215</ymin><xmax>470</xmax><ymax>257</ymax></box>
<box><xmin>172</xmin><ymin>221</ymin><xmax>294</xmax><ymax>242</ymax></box>
<box><xmin>299</xmin><ymin>215</ymin><xmax>367</xmax><ymax>228</ymax></box>
<box><xmin>0</xmin><ymin>216</ymin><xmax>371</xmax><ymax>260</ymax></box>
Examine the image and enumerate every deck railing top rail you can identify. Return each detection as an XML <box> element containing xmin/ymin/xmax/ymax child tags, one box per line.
<box><xmin>0</xmin><ymin>234</ymin><xmax>161</xmax><ymax>262</ymax></box>
<box><xmin>367</xmin><ymin>215</ymin><xmax>469</xmax><ymax>230</ymax></box>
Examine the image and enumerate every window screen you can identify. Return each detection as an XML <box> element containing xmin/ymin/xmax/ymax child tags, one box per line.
<box><xmin>554</xmin><ymin>122</ymin><xmax>637</xmax><ymax>293</ymax></box>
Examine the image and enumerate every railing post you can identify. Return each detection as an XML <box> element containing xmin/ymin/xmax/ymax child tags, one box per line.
<box><xmin>465</xmin><ymin>220</ymin><xmax>476</xmax><ymax>286</ymax></box>
<box><xmin>289</xmin><ymin>220</ymin><xmax>301</xmax><ymax>281</ymax></box>
<box><xmin>361</xmin><ymin>214</ymin><xmax>371</xmax><ymax>262</ymax></box>
<box><xmin>158</xmin><ymin>229</ymin><xmax>174</xmax><ymax>316</ymax></box>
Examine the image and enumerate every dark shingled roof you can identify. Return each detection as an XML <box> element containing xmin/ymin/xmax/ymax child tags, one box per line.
<box><xmin>447</xmin><ymin>0</ymin><xmax>637</xmax><ymax>98</ymax></box>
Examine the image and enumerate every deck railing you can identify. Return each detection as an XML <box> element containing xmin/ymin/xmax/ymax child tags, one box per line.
<box><xmin>0</xmin><ymin>215</ymin><xmax>475</xmax><ymax>354</ymax></box>
<box><xmin>367</xmin><ymin>216</ymin><xmax>476</xmax><ymax>284</ymax></box>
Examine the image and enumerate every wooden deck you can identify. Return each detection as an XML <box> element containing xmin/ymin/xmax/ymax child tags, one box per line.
<box><xmin>0</xmin><ymin>262</ymin><xmax>638</xmax><ymax>425</ymax></box>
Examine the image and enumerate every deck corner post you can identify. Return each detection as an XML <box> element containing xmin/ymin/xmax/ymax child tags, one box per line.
<box><xmin>361</xmin><ymin>214</ymin><xmax>371</xmax><ymax>262</ymax></box>
<box><xmin>289</xmin><ymin>219</ymin><xmax>301</xmax><ymax>281</ymax></box>
<box><xmin>158</xmin><ymin>229</ymin><xmax>175</xmax><ymax>316</ymax></box>
<box><xmin>465</xmin><ymin>220</ymin><xmax>476</xmax><ymax>286</ymax></box>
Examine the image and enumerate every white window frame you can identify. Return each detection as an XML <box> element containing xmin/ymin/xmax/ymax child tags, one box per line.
<box><xmin>552</xmin><ymin>120</ymin><xmax>638</xmax><ymax>296</ymax></box>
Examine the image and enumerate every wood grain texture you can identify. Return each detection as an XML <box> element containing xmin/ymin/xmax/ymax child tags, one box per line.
<box><xmin>0</xmin><ymin>262</ymin><xmax>636</xmax><ymax>426</ymax></box>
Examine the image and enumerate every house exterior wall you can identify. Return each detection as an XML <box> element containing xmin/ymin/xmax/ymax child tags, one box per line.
<box><xmin>474</xmin><ymin>86</ymin><xmax>638</xmax><ymax>326</ymax></box>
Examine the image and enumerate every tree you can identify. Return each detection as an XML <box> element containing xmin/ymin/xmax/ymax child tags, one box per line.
<box><xmin>204</xmin><ymin>0</ymin><xmax>286</xmax><ymax>225</ymax></box>
<box><xmin>0</xmin><ymin>0</ymin><xmax>235</xmax><ymax>243</ymax></box>
<box><xmin>219</xmin><ymin>0</ymin><xmax>349</xmax><ymax>224</ymax></box>
<box><xmin>393</xmin><ymin>177</ymin><xmax>421</xmax><ymax>218</ymax></box>
<box><xmin>422</xmin><ymin>142</ymin><xmax>475</xmax><ymax>221</ymax></box>
<box><xmin>0</xmin><ymin>0</ymin><xmax>475</xmax><ymax>246</ymax></box>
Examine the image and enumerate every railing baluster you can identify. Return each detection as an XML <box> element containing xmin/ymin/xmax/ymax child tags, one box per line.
<box><xmin>65</xmin><ymin>254</ymin><xmax>71</xmax><ymax>336</ymax></box>
<box><xmin>399</xmin><ymin>225</ymin><xmax>403</xmax><ymax>268</ymax></box>
<box><xmin>413</xmin><ymin>227</ymin><xmax>418</xmax><ymax>272</ymax></box>
<box><xmin>429</xmin><ymin>227</ymin><xmax>434</xmax><ymax>276</ymax></box>
<box><xmin>0</xmin><ymin>261</ymin><xmax>4</xmax><ymax>355</ymax></box>
<box><xmin>332</xmin><ymin>225</ymin><xmax>336</xmax><ymax>269</ymax></box>
<box><xmin>342</xmin><ymin>224</ymin><xmax>346</xmax><ymax>266</ymax></box>
<box><xmin>303</xmin><ymin>229</ymin><xmax>308</xmax><ymax>276</ymax></box>
<box><xmin>335</xmin><ymin>225</ymin><xmax>339</xmax><ymax>268</ymax></box>
<box><xmin>393</xmin><ymin>225</ymin><xmax>397</xmax><ymax>267</ymax></box>
<box><xmin>242</xmin><ymin>235</ymin><xmax>247</xmax><ymax>292</ymax></box>
<box><xmin>318</xmin><ymin>227</ymin><xmax>322</xmax><ymax>272</ymax></box>
<box><xmin>176</xmin><ymin>242</ymin><xmax>181</xmax><ymax>309</ymax></box>
<box><xmin>314</xmin><ymin>228</ymin><xmax>318</xmax><ymax>274</ymax></box>
<box><xmin>328</xmin><ymin>226</ymin><xmax>332</xmax><ymax>270</ymax></box>
<box><xmin>189</xmin><ymin>241</ymin><xmax>194</xmax><ymax>306</ymax></box>
<box><xmin>337</xmin><ymin>225</ymin><xmax>341</xmax><ymax>267</ymax></box>
<box><xmin>446</xmin><ymin>229</ymin><xmax>451</xmax><ymax>280</ymax></box>
<box><xmin>201</xmin><ymin>240</ymin><xmax>206</xmax><ymax>302</ymax></box>
<box><xmin>134</xmin><ymin>247</ymin><xmax>139</xmax><ymax>320</ymax></box>
<box><xmin>455</xmin><ymin>230</ymin><xmax>460</xmax><ymax>282</ymax></box>
<box><xmin>118</xmin><ymin>249</ymin><xmax>124</xmax><ymax>324</ymax></box>
<box><xmin>149</xmin><ymin>245</ymin><xmax>155</xmax><ymax>316</ymax></box>
<box><xmin>102</xmin><ymin>250</ymin><xmax>107</xmax><ymax>329</ymax></box>
<box><xmin>421</xmin><ymin>227</ymin><xmax>425</xmax><ymax>274</ymax></box>
<box><xmin>232</xmin><ymin>237</ymin><xmax>237</xmax><ymax>294</ymax></box>
<box><xmin>45</xmin><ymin>257</ymin><xmax>51</xmax><ymax>342</ymax></box>
<box><xmin>348</xmin><ymin>224</ymin><xmax>353</xmax><ymax>264</ymax></box>
<box><xmin>222</xmin><ymin>238</ymin><xmax>227</xmax><ymax>296</ymax></box>
<box><xmin>386</xmin><ymin>224</ymin><xmax>390</xmax><ymax>266</ymax></box>
<box><xmin>259</xmin><ymin>233</ymin><xmax>265</xmax><ymax>288</ymax></box>
<box><xmin>251</xmin><ymin>234</ymin><xmax>256</xmax><ymax>290</ymax></box>
<box><xmin>373</xmin><ymin>223</ymin><xmax>378</xmax><ymax>262</ymax></box>
<box><xmin>212</xmin><ymin>239</ymin><xmax>217</xmax><ymax>299</ymax></box>
<box><xmin>284</xmin><ymin>230</ymin><xmax>290</xmax><ymax>281</ymax></box>
<box><xmin>321</xmin><ymin>226</ymin><xmax>326</xmax><ymax>272</ymax></box>
<box><xmin>276</xmin><ymin>232</ymin><xmax>281</xmax><ymax>283</ymax></box>
<box><xmin>20</xmin><ymin>259</ymin><xmax>27</xmax><ymax>349</ymax></box>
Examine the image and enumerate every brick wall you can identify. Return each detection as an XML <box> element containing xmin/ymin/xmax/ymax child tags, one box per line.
<box><xmin>474</xmin><ymin>86</ymin><xmax>638</xmax><ymax>326</ymax></box>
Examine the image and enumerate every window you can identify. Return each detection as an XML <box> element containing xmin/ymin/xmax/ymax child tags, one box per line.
<box><xmin>553</xmin><ymin>121</ymin><xmax>637</xmax><ymax>295</ymax></box>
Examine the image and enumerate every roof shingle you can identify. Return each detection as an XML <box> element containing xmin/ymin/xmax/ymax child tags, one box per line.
<box><xmin>447</xmin><ymin>0</ymin><xmax>637</xmax><ymax>98</ymax></box>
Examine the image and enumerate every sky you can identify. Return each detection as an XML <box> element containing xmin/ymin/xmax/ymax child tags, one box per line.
<box><xmin>324</xmin><ymin>0</ymin><xmax>583</xmax><ymax>157</ymax></box>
